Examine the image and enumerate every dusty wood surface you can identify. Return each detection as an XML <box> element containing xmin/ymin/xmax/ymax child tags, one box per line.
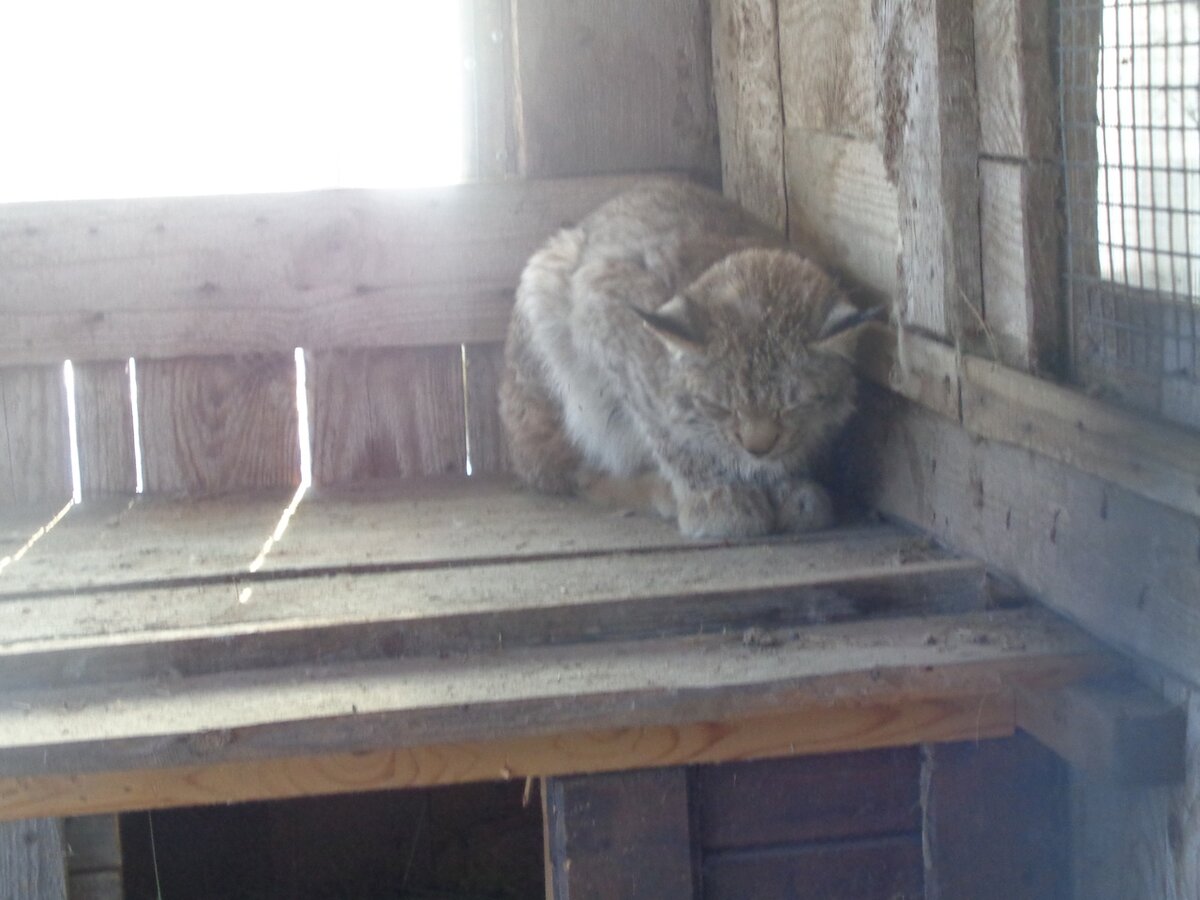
<box><xmin>1072</xmin><ymin>679</ymin><xmax>1200</xmax><ymax>900</ymax></box>
<box><xmin>922</xmin><ymin>734</ymin><xmax>1070</xmax><ymax>900</ymax></box>
<box><xmin>545</xmin><ymin>768</ymin><xmax>694</xmax><ymax>900</ymax></box>
<box><xmin>0</xmin><ymin>818</ymin><xmax>67</xmax><ymax>900</ymax></box>
<box><xmin>0</xmin><ymin>365</ymin><xmax>71</xmax><ymax>506</ymax></box>
<box><xmin>71</xmin><ymin>361</ymin><xmax>137</xmax><ymax>497</ymax></box>
<box><xmin>876</xmin><ymin>0</ymin><xmax>983</xmax><ymax>338</ymax></box>
<box><xmin>973</xmin><ymin>0</ymin><xmax>1057</xmax><ymax>160</ymax></box>
<box><xmin>848</xmin><ymin>323</ymin><xmax>961</xmax><ymax>421</ymax></box>
<box><xmin>711</xmin><ymin>0</ymin><xmax>787</xmax><ymax>230</ymax></box>
<box><xmin>978</xmin><ymin>159</ymin><xmax>1061</xmax><ymax>371</ymax></box>
<box><xmin>308</xmin><ymin>346</ymin><xmax>466</xmax><ymax>484</ymax></box>
<box><xmin>464</xmin><ymin>342</ymin><xmax>510</xmax><ymax>475</ymax></box>
<box><xmin>0</xmin><ymin>178</ymin><xmax>645</xmax><ymax>365</ymax></box>
<box><xmin>465</xmin><ymin>0</ymin><xmax>518</xmax><ymax>180</ymax></box>
<box><xmin>0</xmin><ymin>608</ymin><xmax>1110</xmax><ymax>785</ymax></box>
<box><xmin>1017</xmin><ymin>674</ymin><xmax>1186</xmax><ymax>784</ymax></box>
<box><xmin>512</xmin><ymin>0</ymin><xmax>719</xmax><ymax>181</ymax></box>
<box><xmin>778</xmin><ymin>0</ymin><xmax>877</xmax><ymax>142</ymax></box>
<box><xmin>694</xmin><ymin>748</ymin><xmax>920</xmax><ymax>849</ymax></box>
<box><xmin>783</xmin><ymin>130</ymin><xmax>899</xmax><ymax>300</ymax></box>
<box><xmin>138</xmin><ymin>354</ymin><xmax>299</xmax><ymax>494</ymax></box>
<box><xmin>847</xmin><ymin>387</ymin><xmax>1200</xmax><ymax>688</ymax></box>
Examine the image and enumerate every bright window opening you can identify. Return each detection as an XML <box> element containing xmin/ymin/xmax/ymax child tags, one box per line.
<box><xmin>0</xmin><ymin>2</ymin><xmax>466</xmax><ymax>203</ymax></box>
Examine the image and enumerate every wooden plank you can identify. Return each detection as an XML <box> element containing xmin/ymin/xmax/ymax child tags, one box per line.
<box><xmin>65</xmin><ymin>872</ymin><xmax>122</xmax><ymax>900</ymax></box>
<box><xmin>63</xmin><ymin>816</ymin><xmax>121</xmax><ymax>875</ymax></box>
<box><xmin>0</xmin><ymin>818</ymin><xmax>67</xmax><ymax>900</ymax></box>
<box><xmin>694</xmin><ymin>748</ymin><xmax>920</xmax><ymax>849</ymax></box>
<box><xmin>0</xmin><ymin>609</ymin><xmax>1111</xmax><ymax>783</ymax></box>
<box><xmin>846</xmin><ymin>387</ymin><xmax>1200</xmax><ymax>687</ymax></box>
<box><xmin>308</xmin><ymin>346</ymin><xmax>466</xmax><ymax>484</ymax></box>
<box><xmin>545</xmin><ymin>768</ymin><xmax>694</xmax><ymax>900</ymax></box>
<box><xmin>464</xmin><ymin>0</ymin><xmax>518</xmax><ymax>180</ymax></box>
<box><xmin>0</xmin><ymin>178</ymin><xmax>645</xmax><ymax>365</ymax></box>
<box><xmin>0</xmin><ymin>365</ymin><xmax>71</xmax><ymax>506</ymax></box>
<box><xmin>1017</xmin><ymin>674</ymin><xmax>1186</xmax><ymax>784</ymax></box>
<box><xmin>138</xmin><ymin>354</ymin><xmax>299</xmax><ymax>494</ymax></box>
<box><xmin>512</xmin><ymin>0</ymin><xmax>719</xmax><ymax>181</ymax></box>
<box><xmin>72</xmin><ymin>362</ymin><xmax>136</xmax><ymax>497</ymax></box>
<box><xmin>783</xmin><ymin>130</ymin><xmax>899</xmax><ymax>300</ymax></box>
<box><xmin>1071</xmin><ymin>680</ymin><xmax>1199</xmax><ymax>900</ymax></box>
<box><xmin>876</xmin><ymin>0</ymin><xmax>983</xmax><ymax>337</ymax></box>
<box><xmin>0</xmin><ymin>546</ymin><xmax>986</xmax><ymax>689</ymax></box>
<box><xmin>711</xmin><ymin>0</ymin><xmax>787</xmax><ymax>230</ymax></box>
<box><xmin>960</xmin><ymin>355</ymin><xmax>1200</xmax><ymax>520</ymax></box>
<box><xmin>848</xmin><ymin>323</ymin><xmax>961</xmax><ymax>421</ymax></box>
<box><xmin>922</xmin><ymin>735</ymin><xmax>1070</xmax><ymax>900</ymax></box>
<box><xmin>464</xmin><ymin>342</ymin><xmax>510</xmax><ymax>475</ymax></box>
<box><xmin>702</xmin><ymin>835</ymin><xmax>923</xmax><ymax>900</ymax></box>
<box><xmin>978</xmin><ymin>159</ymin><xmax>1061</xmax><ymax>371</ymax></box>
<box><xmin>779</xmin><ymin>0</ymin><xmax>877</xmax><ymax>141</ymax></box>
<box><xmin>974</xmin><ymin>0</ymin><xmax>1057</xmax><ymax>160</ymax></box>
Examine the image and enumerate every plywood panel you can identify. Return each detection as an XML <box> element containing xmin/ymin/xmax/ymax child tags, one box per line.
<box><xmin>72</xmin><ymin>361</ymin><xmax>137</xmax><ymax>496</ymax></box>
<box><xmin>779</xmin><ymin>0</ymin><xmax>877</xmax><ymax>141</ymax></box>
<box><xmin>0</xmin><ymin>365</ymin><xmax>71</xmax><ymax>506</ymax></box>
<box><xmin>783</xmin><ymin>130</ymin><xmax>899</xmax><ymax>300</ymax></box>
<box><xmin>308</xmin><ymin>346</ymin><xmax>466</xmax><ymax>484</ymax></box>
<box><xmin>711</xmin><ymin>0</ymin><xmax>787</xmax><ymax>230</ymax></box>
<box><xmin>0</xmin><ymin>818</ymin><xmax>66</xmax><ymax>900</ymax></box>
<box><xmin>464</xmin><ymin>342</ymin><xmax>510</xmax><ymax>475</ymax></box>
<box><xmin>513</xmin><ymin>0</ymin><xmax>719</xmax><ymax>180</ymax></box>
<box><xmin>138</xmin><ymin>354</ymin><xmax>299</xmax><ymax>494</ymax></box>
<box><xmin>0</xmin><ymin>178</ymin><xmax>645</xmax><ymax>365</ymax></box>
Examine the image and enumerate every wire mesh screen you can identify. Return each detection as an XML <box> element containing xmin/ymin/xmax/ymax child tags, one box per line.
<box><xmin>1060</xmin><ymin>0</ymin><xmax>1200</xmax><ymax>412</ymax></box>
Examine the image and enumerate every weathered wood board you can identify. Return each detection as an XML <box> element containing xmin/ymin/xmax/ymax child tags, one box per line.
<box><xmin>711</xmin><ymin>0</ymin><xmax>787</xmax><ymax>230</ymax></box>
<box><xmin>0</xmin><ymin>818</ymin><xmax>66</xmax><ymax>900</ymax></box>
<box><xmin>0</xmin><ymin>177</ymin><xmax>645</xmax><ymax>365</ymax></box>
<box><xmin>464</xmin><ymin>342</ymin><xmax>511</xmax><ymax>475</ymax></box>
<box><xmin>0</xmin><ymin>365</ymin><xmax>72</xmax><ymax>506</ymax></box>
<box><xmin>512</xmin><ymin>0</ymin><xmax>719</xmax><ymax>181</ymax></box>
<box><xmin>71</xmin><ymin>361</ymin><xmax>137</xmax><ymax>497</ymax></box>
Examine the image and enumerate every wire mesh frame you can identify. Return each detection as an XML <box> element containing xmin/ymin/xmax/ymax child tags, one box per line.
<box><xmin>1059</xmin><ymin>0</ymin><xmax>1200</xmax><ymax>407</ymax></box>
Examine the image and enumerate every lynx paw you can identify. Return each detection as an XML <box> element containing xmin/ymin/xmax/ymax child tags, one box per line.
<box><xmin>676</xmin><ymin>483</ymin><xmax>774</xmax><ymax>539</ymax></box>
<box><xmin>769</xmin><ymin>479</ymin><xmax>834</xmax><ymax>532</ymax></box>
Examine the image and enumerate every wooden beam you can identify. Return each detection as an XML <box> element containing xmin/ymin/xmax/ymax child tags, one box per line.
<box><xmin>1017</xmin><ymin>675</ymin><xmax>1187</xmax><ymax>784</ymax></box>
<box><xmin>711</xmin><ymin>0</ymin><xmax>788</xmax><ymax>230</ymax></box>
<box><xmin>0</xmin><ymin>609</ymin><xmax>1112</xmax><ymax>785</ymax></box>
<box><xmin>0</xmin><ymin>818</ymin><xmax>67</xmax><ymax>900</ymax></box>
<box><xmin>0</xmin><ymin>177</ymin><xmax>645</xmax><ymax>365</ymax></box>
<box><xmin>545</xmin><ymin>768</ymin><xmax>695</xmax><ymax>900</ymax></box>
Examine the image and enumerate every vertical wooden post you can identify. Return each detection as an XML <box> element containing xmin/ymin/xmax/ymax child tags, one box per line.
<box><xmin>544</xmin><ymin>768</ymin><xmax>695</xmax><ymax>900</ymax></box>
<box><xmin>463</xmin><ymin>342</ymin><xmax>511</xmax><ymax>476</ymax></box>
<box><xmin>73</xmin><ymin>361</ymin><xmax>138</xmax><ymax>497</ymax></box>
<box><xmin>0</xmin><ymin>819</ymin><xmax>67</xmax><ymax>900</ymax></box>
<box><xmin>0</xmin><ymin>365</ymin><xmax>71</xmax><ymax>506</ymax></box>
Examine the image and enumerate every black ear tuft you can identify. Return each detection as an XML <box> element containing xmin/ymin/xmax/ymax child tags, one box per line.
<box><xmin>632</xmin><ymin>295</ymin><xmax>706</xmax><ymax>352</ymax></box>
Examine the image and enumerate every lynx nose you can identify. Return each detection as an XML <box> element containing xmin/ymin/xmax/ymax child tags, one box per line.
<box><xmin>737</xmin><ymin>415</ymin><xmax>780</xmax><ymax>457</ymax></box>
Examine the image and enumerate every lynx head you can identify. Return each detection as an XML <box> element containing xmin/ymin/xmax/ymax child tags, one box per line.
<box><xmin>636</xmin><ymin>249</ymin><xmax>859</xmax><ymax>475</ymax></box>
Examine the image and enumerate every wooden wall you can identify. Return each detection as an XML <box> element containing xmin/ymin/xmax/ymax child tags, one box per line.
<box><xmin>712</xmin><ymin>1</ymin><xmax>1200</xmax><ymax>897</ymax></box>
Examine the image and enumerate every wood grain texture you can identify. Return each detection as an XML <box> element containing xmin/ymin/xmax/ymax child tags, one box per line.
<box><xmin>545</xmin><ymin>768</ymin><xmax>694</xmax><ymax>900</ymax></box>
<box><xmin>0</xmin><ymin>178</ymin><xmax>645</xmax><ymax>365</ymax></box>
<box><xmin>979</xmin><ymin>159</ymin><xmax>1061</xmax><ymax>371</ymax></box>
<box><xmin>0</xmin><ymin>609</ymin><xmax>1108</xmax><ymax>784</ymax></box>
<box><xmin>0</xmin><ymin>365</ymin><xmax>71</xmax><ymax>506</ymax></box>
<box><xmin>702</xmin><ymin>836</ymin><xmax>923</xmax><ymax>900</ymax></box>
<box><xmin>464</xmin><ymin>342</ymin><xmax>510</xmax><ymax>475</ymax></box>
<box><xmin>876</xmin><ymin>0</ymin><xmax>983</xmax><ymax>337</ymax></box>
<box><xmin>779</xmin><ymin>0</ymin><xmax>877</xmax><ymax>141</ymax></box>
<box><xmin>960</xmin><ymin>355</ymin><xmax>1200</xmax><ymax>520</ymax></box>
<box><xmin>1072</xmin><ymin>680</ymin><xmax>1200</xmax><ymax>900</ymax></box>
<box><xmin>71</xmin><ymin>361</ymin><xmax>136</xmax><ymax>496</ymax></box>
<box><xmin>974</xmin><ymin>0</ymin><xmax>1057</xmax><ymax>160</ymax></box>
<box><xmin>783</xmin><ymin>130</ymin><xmax>899</xmax><ymax>300</ymax></box>
<box><xmin>922</xmin><ymin>734</ymin><xmax>1070</xmax><ymax>900</ymax></box>
<box><xmin>465</xmin><ymin>0</ymin><xmax>518</xmax><ymax>180</ymax></box>
<box><xmin>138</xmin><ymin>354</ymin><xmax>299</xmax><ymax>494</ymax></box>
<box><xmin>512</xmin><ymin>0</ymin><xmax>719</xmax><ymax>180</ymax></box>
<box><xmin>0</xmin><ymin>818</ymin><xmax>67</xmax><ymax>900</ymax></box>
<box><xmin>694</xmin><ymin>748</ymin><xmax>920</xmax><ymax>849</ymax></box>
<box><xmin>846</xmin><ymin>387</ymin><xmax>1200</xmax><ymax>687</ymax></box>
<box><xmin>848</xmin><ymin>323</ymin><xmax>961</xmax><ymax>421</ymax></box>
<box><xmin>711</xmin><ymin>0</ymin><xmax>787</xmax><ymax>230</ymax></box>
<box><xmin>308</xmin><ymin>346</ymin><xmax>466</xmax><ymax>484</ymax></box>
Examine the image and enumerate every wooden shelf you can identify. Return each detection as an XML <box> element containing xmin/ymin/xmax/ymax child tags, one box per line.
<box><xmin>0</xmin><ymin>477</ymin><xmax>1133</xmax><ymax>820</ymax></box>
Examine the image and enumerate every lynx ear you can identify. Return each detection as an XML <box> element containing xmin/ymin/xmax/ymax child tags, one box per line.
<box><xmin>816</xmin><ymin>300</ymin><xmax>886</xmax><ymax>342</ymax></box>
<box><xmin>633</xmin><ymin>295</ymin><xmax>706</xmax><ymax>353</ymax></box>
